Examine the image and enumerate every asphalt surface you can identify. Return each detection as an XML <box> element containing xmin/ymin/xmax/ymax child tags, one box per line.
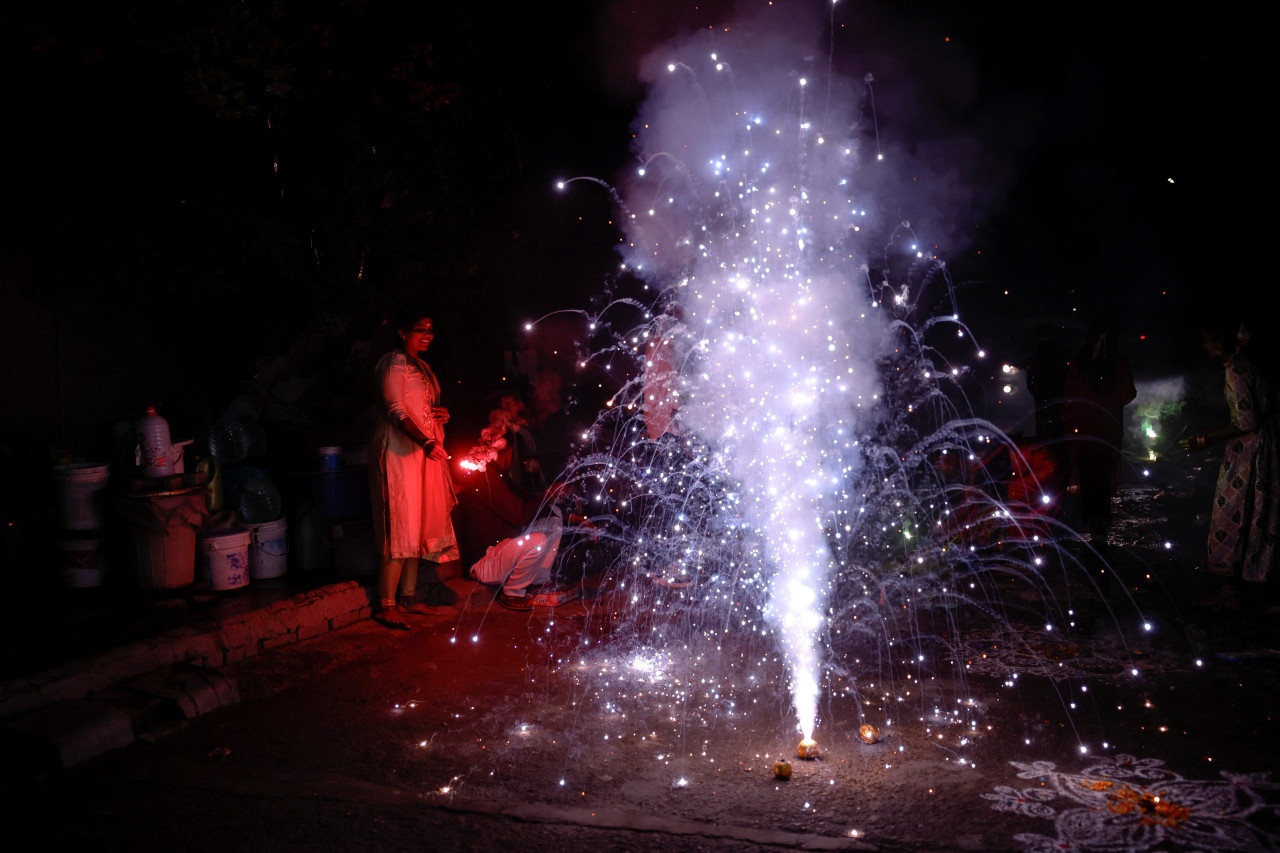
<box><xmin>2</xmin><ymin>453</ymin><xmax>1279</xmax><ymax>851</ymax></box>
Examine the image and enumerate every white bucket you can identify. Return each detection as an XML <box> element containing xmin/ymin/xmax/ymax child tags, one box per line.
<box><xmin>171</xmin><ymin>439</ymin><xmax>194</xmax><ymax>474</ymax></box>
<box><xmin>52</xmin><ymin>463</ymin><xmax>111</xmax><ymax>531</ymax></box>
<box><xmin>242</xmin><ymin>517</ymin><xmax>288</xmax><ymax>580</ymax></box>
<box><xmin>200</xmin><ymin>528</ymin><xmax>251</xmax><ymax>591</ymax></box>
<box><xmin>57</xmin><ymin>538</ymin><xmax>104</xmax><ymax>588</ymax></box>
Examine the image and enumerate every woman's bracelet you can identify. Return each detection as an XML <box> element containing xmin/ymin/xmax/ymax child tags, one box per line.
<box><xmin>421</xmin><ymin>438</ymin><xmax>436</xmax><ymax>453</ymax></box>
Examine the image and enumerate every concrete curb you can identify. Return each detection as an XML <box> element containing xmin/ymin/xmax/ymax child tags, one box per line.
<box><xmin>0</xmin><ymin>580</ymin><xmax>375</xmax><ymax>769</ymax></box>
<box><xmin>0</xmin><ymin>581</ymin><xmax>373</xmax><ymax>722</ymax></box>
<box><xmin>0</xmin><ymin>574</ymin><xmax>512</xmax><ymax>769</ymax></box>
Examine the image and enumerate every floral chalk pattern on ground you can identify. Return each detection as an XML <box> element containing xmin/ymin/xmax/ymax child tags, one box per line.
<box><xmin>982</xmin><ymin>754</ymin><xmax>1280</xmax><ymax>852</ymax></box>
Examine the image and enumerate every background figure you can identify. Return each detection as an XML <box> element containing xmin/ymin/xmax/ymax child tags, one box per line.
<box><xmin>368</xmin><ymin>305</ymin><xmax>459</xmax><ymax>629</ymax></box>
<box><xmin>1062</xmin><ymin>315</ymin><xmax>1136</xmax><ymax>550</ymax></box>
<box><xmin>642</xmin><ymin>301</ymin><xmax>687</xmax><ymax>441</ymax></box>
<box><xmin>1181</xmin><ymin>318</ymin><xmax>1277</xmax><ymax>605</ymax></box>
<box><xmin>1024</xmin><ymin>323</ymin><xmax>1070</xmax><ymax>442</ymax></box>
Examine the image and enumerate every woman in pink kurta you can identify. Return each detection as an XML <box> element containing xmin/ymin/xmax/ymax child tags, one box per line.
<box><xmin>369</xmin><ymin>311</ymin><xmax>459</xmax><ymax>628</ymax></box>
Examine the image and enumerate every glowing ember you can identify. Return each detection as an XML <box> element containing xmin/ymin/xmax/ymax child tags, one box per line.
<box><xmin>797</xmin><ymin>738</ymin><xmax>820</xmax><ymax>759</ymax></box>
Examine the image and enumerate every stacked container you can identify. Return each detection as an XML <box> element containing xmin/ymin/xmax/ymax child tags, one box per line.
<box><xmin>117</xmin><ymin>406</ymin><xmax>209</xmax><ymax>588</ymax></box>
<box><xmin>51</xmin><ymin>462</ymin><xmax>112</xmax><ymax>587</ymax></box>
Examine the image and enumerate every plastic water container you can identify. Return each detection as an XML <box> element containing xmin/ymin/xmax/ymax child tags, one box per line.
<box><xmin>241</xmin><ymin>517</ymin><xmax>288</xmax><ymax>580</ymax></box>
<box><xmin>200</xmin><ymin>528</ymin><xmax>251</xmax><ymax>590</ymax></box>
<box><xmin>52</xmin><ymin>463</ymin><xmax>111</xmax><ymax>530</ymax></box>
<box><xmin>196</xmin><ymin>456</ymin><xmax>224</xmax><ymax>511</ymax></box>
<box><xmin>208</xmin><ymin>416</ymin><xmax>251</xmax><ymax>464</ymax></box>
<box><xmin>140</xmin><ymin>406</ymin><xmax>174</xmax><ymax>478</ymax></box>
<box><xmin>239</xmin><ymin>475</ymin><xmax>281</xmax><ymax>523</ymax></box>
<box><xmin>319</xmin><ymin>446</ymin><xmax>342</xmax><ymax>472</ymax></box>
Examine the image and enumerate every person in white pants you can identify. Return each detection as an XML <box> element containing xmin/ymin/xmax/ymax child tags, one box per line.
<box><xmin>469</xmin><ymin>506</ymin><xmax>563</xmax><ymax>610</ymax></box>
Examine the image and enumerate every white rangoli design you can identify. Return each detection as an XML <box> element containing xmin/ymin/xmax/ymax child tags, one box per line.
<box><xmin>983</xmin><ymin>754</ymin><xmax>1280</xmax><ymax>851</ymax></box>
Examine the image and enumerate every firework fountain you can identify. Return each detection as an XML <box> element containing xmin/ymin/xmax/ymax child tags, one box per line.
<box><xmin>541</xmin><ymin>12</ymin><xmax>1094</xmax><ymax>765</ymax></box>
<box><xmin>410</xmin><ymin>11</ymin><xmax>1280</xmax><ymax>848</ymax></box>
<box><xmin>610</xmin><ymin>48</ymin><xmax>889</xmax><ymax>746</ymax></box>
<box><xmin>455</xmin><ymin>12</ymin><xmax>1215</xmax><ymax>818</ymax></box>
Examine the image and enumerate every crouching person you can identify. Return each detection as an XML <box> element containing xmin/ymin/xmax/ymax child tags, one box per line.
<box><xmin>469</xmin><ymin>503</ymin><xmax>563</xmax><ymax>610</ymax></box>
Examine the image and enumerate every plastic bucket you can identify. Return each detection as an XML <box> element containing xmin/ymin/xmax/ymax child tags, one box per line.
<box><xmin>242</xmin><ymin>517</ymin><xmax>288</xmax><ymax>580</ymax></box>
<box><xmin>133</xmin><ymin>525</ymin><xmax>196</xmax><ymax>589</ymax></box>
<box><xmin>200</xmin><ymin>528</ymin><xmax>251</xmax><ymax>591</ymax></box>
<box><xmin>171</xmin><ymin>440</ymin><xmax>194</xmax><ymax>474</ymax></box>
<box><xmin>52</xmin><ymin>463</ymin><xmax>111</xmax><ymax>531</ymax></box>
<box><xmin>57</xmin><ymin>538</ymin><xmax>104</xmax><ymax>588</ymax></box>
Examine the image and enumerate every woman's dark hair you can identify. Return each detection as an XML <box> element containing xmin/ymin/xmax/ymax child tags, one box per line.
<box><xmin>367</xmin><ymin>301</ymin><xmax>438</xmax><ymax>361</ymax></box>
<box><xmin>392</xmin><ymin>301</ymin><xmax>436</xmax><ymax>335</ymax></box>
<box><xmin>1196</xmin><ymin>312</ymin><xmax>1280</xmax><ymax>386</ymax></box>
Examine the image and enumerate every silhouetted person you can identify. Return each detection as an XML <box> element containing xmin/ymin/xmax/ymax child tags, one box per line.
<box><xmin>1024</xmin><ymin>324</ymin><xmax>1070</xmax><ymax>441</ymax></box>
<box><xmin>1062</xmin><ymin>316</ymin><xmax>1136</xmax><ymax>551</ymax></box>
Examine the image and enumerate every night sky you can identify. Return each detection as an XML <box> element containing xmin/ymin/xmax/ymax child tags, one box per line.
<box><xmin>0</xmin><ymin>1</ymin><xmax>1251</xmax><ymax>455</ymax></box>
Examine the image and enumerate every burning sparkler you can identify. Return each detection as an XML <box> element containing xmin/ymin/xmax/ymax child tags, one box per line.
<box><xmin>458</xmin><ymin>396</ymin><xmax>531</xmax><ymax>473</ymax></box>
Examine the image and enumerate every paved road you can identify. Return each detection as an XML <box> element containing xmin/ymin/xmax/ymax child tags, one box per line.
<box><xmin>5</xmin><ymin>550</ymin><xmax>1279</xmax><ymax>853</ymax></box>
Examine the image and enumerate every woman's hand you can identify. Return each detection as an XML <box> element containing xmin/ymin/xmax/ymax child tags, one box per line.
<box><xmin>1179</xmin><ymin>434</ymin><xmax>1209</xmax><ymax>454</ymax></box>
<box><xmin>432</xmin><ymin>407</ymin><xmax>450</xmax><ymax>425</ymax></box>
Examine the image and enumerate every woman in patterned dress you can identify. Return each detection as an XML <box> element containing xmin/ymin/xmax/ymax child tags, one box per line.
<box><xmin>1182</xmin><ymin>320</ymin><xmax>1277</xmax><ymax>598</ymax></box>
